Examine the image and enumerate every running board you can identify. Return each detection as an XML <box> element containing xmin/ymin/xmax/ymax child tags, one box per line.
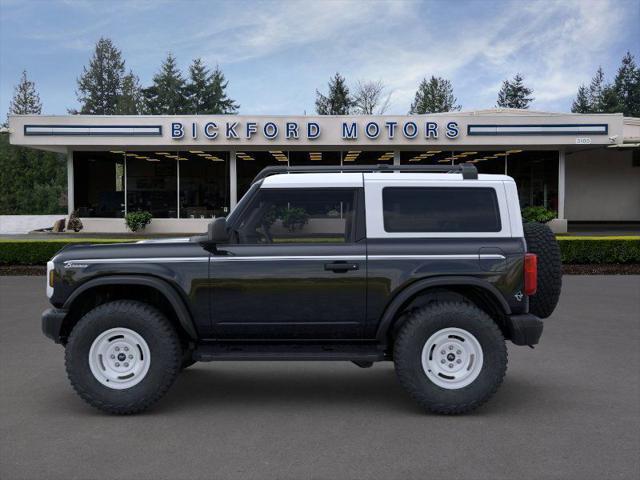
<box><xmin>193</xmin><ymin>343</ymin><xmax>386</xmax><ymax>362</ymax></box>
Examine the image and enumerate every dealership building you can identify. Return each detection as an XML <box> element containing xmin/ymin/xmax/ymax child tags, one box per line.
<box><xmin>8</xmin><ymin>109</ymin><xmax>640</xmax><ymax>234</ymax></box>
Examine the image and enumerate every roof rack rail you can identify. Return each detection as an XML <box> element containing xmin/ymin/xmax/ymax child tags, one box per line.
<box><xmin>252</xmin><ymin>163</ymin><xmax>478</xmax><ymax>183</ymax></box>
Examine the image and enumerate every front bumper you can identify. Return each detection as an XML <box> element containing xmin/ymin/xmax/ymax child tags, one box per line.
<box><xmin>506</xmin><ymin>313</ymin><xmax>543</xmax><ymax>346</ymax></box>
<box><xmin>42</xmin><ymin>308</ymin><xmax>68</xmax><ymax>344</ymax></box>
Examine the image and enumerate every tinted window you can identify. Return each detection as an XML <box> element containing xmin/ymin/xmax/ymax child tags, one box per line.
<box><xmin>383</xmin><ymin>187</ymin><xmax>501</xmax><ymax>233</ymax></box>
<box><xmin>236</xmin><ymin>188</ymin><xmax>357</xmax><ymax>244</ymax></box>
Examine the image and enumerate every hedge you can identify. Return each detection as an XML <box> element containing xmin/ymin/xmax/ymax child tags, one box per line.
<box><xmin>555</xmin><ymin>236</ymin><xmax>640</xmax><ymax>264</ymax></box>
<box><xmin>1</xmin><ymin>236</ymin><xmax>639</xmax><ymax>266</ymax></box>
<box><xmin>0</xmin><ymin>239</ymin><xmax>140</xmax><ymax>265</ymax></box>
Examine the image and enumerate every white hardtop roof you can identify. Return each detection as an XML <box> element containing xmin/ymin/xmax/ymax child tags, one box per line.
<box><xmin>261</xmin><ymin>172</ymin><xmax>514</xmax><ymax>188</ymax></box>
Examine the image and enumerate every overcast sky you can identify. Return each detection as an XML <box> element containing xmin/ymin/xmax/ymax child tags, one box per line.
<box><xmin>1</xmin><ymin>0</ymin><xmax>638</xmax><ymax>117</ymax></box>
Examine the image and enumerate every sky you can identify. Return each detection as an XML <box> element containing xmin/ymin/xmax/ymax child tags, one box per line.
<box><xmin>0</xmin><ymin>0</ymin><xmax>638</xmax><ymax>117</ymax></box>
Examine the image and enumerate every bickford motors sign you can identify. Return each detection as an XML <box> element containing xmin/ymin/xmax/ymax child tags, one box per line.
<box><xmin>171</xmin><ymin>119</ymin><xmax>461</xmax><ymax>141</ymax></box>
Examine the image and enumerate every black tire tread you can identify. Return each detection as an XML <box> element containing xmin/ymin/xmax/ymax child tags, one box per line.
<box><xmin>394</xmin><ymin>301</ymin><xmax>507</xmax><ymax>415</ymax></box>
<box><xmin>523</xmin><ymin>222</ymin><xmax>562</xmax><ymax>318</ymax></box>
<box><xmin>65</xmin><ymin>300</ymin><xmax>181</xmax><ymax>415</ymax></box>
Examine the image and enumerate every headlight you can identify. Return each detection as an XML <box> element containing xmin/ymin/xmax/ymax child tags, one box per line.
<box><xmin>46</xmin><ymin>261</ymin><xmax>54</xmax><ymax>298</ymax></box>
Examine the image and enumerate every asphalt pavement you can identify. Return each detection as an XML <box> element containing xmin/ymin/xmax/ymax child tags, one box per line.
<box><xmin>0</xmin><ymin>275</ymin><xmax>638</xmax><ymax>480</ymax></box>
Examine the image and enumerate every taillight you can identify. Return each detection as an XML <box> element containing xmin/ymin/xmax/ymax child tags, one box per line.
<box><xmin>524</xmin><ymin>253</ymin><xmax>537</xmax><ymax>296</ymax></box>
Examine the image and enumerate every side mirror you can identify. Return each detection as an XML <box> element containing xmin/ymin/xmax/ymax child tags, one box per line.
<box><xmin>208</xmin><ymin>217</ymin><xmax>229</xmax><ymax>243</ymax></box>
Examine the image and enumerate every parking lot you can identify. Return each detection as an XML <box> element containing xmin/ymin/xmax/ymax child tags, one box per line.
<box><xmin>1</xmin><ymin>275</ymin><xmax>638</xmax><ymax>480</ymax></box>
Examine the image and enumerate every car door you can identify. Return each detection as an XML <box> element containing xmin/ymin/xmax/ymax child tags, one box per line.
<box><xmin>209</xmin><ymin>185</ymin><xmax>367</xmax><ymax>340</ymax></box>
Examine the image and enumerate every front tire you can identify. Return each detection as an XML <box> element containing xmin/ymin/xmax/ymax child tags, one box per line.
<box><xmin>394</xmin><ymin>302</ymin><xmax>507</xmax><ymax>414</ymax></box>
<box><xmin>65</xmin><ymin>300</ymin><xmax>182</xmax><ymax>414</ymax></box>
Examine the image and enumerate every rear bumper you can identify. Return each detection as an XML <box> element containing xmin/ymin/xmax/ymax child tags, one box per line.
<box><xmin>42</xmin><ymin>308</ymin><xmax>68</xmax><ymax>344</ymax></box>
<box><xmin>507</xmin><ymin>313</ymin><xmax>543</xmax><ymax>346</ymax></box>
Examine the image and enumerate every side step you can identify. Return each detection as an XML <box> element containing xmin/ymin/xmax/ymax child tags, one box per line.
<box><xmin>193</xmin><ymin>342</ymin><xmax>386</xmax><ymax>362</ymax></box>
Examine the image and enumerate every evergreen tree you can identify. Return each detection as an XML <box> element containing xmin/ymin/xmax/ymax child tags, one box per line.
<box><xmin>185</xmin><ymin>59</ymin><xmax>239</xmax><ymax>114</ymax></box>
<box><xmin>613</xmin><ymin>51</ymin><xmax>640</xmax><ymax>117</ymax></box>
<box><xmin>315</xmin><ymin>73</ymin><xmax>353</xmax><ymax>115</ymax></box>
<box><xmin>9</xmin><ymin>70</ymin><xmax>42</xmax><ymax>116</ymax></box>
<box><xmin>571</xmin><ymin>85</ymin><xmax>591</xmax><ymax>113</ymax></box>
<box><xmin>409</xmin><ymin>76</ymin><xmax>460</xmax><ymax>114</ymax></box>
<box><xmin>207</xmin><ymin>65</ymin><xmax>239</xmax><ymax>114</ymax></box>
<box><xmin>116</xmin><ymin>71</ymin><xmax>144</xmax><ymax>114</ymax></box>
<box><xmin>143</xmin><ymin>53</ymin><xmax>188</xmax><ymax>114</ymax></box>
<box><xmin>496</xmin><ymin>73</ymin><xmax>534</xmax><ymax>109</ymax></box>
<box><xmin>587</xmin><ymin>66</ymin><xmax>607</xmax><ymax>112</ymax></box>
<box><xmin>75</xmin><ymin>37</ymin><xmax>126</xmax><ymax>114</ymax></box>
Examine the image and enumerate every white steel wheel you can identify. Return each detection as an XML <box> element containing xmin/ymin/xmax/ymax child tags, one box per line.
<box><xmin>88</xmin><ymin>327</ymin><xmax>151</xmax><ymax>390</ymax></box>
<box><xmin>421</xmin><ymin>327</ymin><xmax>484</xmax><ymax>389</ymax></box>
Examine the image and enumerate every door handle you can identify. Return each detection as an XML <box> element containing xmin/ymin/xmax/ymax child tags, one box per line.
<box><xmin>324</xmin><ymin>261</ymin><xmax>359</xmax><ymax>273</ymax></box>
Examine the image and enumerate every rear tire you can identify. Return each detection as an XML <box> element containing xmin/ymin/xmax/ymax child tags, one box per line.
<box><xmin>394</xmin><ymin>302</ymin><xmax>507</xmax><ymax>414</ymax></box>
<box><xmin>65</xmin><ymin>300</ymin><xmax>182</xmax><ymax>414</ymax></box>
<box><xmin>523</xmin><ymin>222</ymin><xmax>562</xmax><ymax>318</ymax></box>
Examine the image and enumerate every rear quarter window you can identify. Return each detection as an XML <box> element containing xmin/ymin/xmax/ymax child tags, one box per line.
<box><xmin>382</xmin><ymin>187</ymin><xmax>501</xmax><ymax>233</ymax></box>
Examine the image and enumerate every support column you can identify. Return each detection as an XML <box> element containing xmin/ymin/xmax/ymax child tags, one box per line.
<box><xmin>229</xmin><ymin>150</ymin><xmax>237</xmax><ymax>210</ymax></box>
<box><xmin>558</xmin><ymin>149</ymin><xmax>566</xmax><ymax>220</ymax></box>
<box><xmin>66</xmin><ymin>149</ymin><xmax>74</xmax><ymax>216</ymax></box>
<box><xmin>393</xmin><ymin>150</ymin><xmax>400</xmax><ymax>171</ymax></box>
<box><xmin>549</xmin><ymin>149</ymin><xmax>568</xmax><ymax>233</ymax></box>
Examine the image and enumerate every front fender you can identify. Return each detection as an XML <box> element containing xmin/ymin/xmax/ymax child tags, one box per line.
<box><xmin>63</xmin><ymin>275</ymin><xmax>198</xmax><ymax>339</ymax></box>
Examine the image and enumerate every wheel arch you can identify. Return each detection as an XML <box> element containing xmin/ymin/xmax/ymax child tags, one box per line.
<box><xmin>375</xmin><ymin>276</ymin><xmax>512</xmax><ymax>345</ymax></box>
<box><xmin>61</xmin><ymin>275</ymin><xmax>198</xmax><ymax>343</ymax></box>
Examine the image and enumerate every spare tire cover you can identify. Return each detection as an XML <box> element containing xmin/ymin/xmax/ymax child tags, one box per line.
<box><xmin>523</xmin><ymin>222</ymin><xmax>562</xmax><ymax>318</ymax></box>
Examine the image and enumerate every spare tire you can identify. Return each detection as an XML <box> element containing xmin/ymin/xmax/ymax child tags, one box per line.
<box><xmin>523</xmin><ymin>222</ymin><xmax>562</xmax><ymax>318</ymax></box>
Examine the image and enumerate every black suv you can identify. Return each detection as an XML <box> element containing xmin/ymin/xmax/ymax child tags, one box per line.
<box><xmin>42</xmin><ymin>164</ymin><xmax>562</xmax><ymax>414</ymax></box>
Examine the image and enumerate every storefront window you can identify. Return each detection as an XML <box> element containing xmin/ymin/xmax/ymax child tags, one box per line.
<box><xmin>237</xmin><ymin>151</ymin><xmax>286</xmax><ymax>199</ymax></box>
<box><xmin>73</xmin><ymin>151</ymin><xmax>125</xmax><ymax>217</ymax></box>
<box><xmin>178</xmin><ymin>151</ymin><xmax>229</xmax><ymax>218</ymax></box>
<box><xmin>288</xmin><ymin>151</ymin><xmax>341</xmax><ymax>166</ymax></box>
<box><xmin>126</xmin><ymin>152</ymin><xmax>177</xmax><ymax>218</ymax></box>
<box><xmin>507</xmin><ymin>151</ymin><xmax>558</xmax><ymax>210</ymax></box>
<box><xmin>343</xmin><ymin>150</ymin><xmax>394</xmax><ymax>165</ymax></box>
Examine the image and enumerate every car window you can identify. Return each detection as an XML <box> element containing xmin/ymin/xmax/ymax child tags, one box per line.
<box><xmin>382</xmin><ymin>187</ymin><xmax>501</xmax><ymax>233</ymax></box>
<box><xmin>236</xmin><ymin>188</ymin><xmax>357</xmax><ymax>244</ymax></box>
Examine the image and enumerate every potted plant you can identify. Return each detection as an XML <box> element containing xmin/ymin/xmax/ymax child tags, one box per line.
<box><xmin>125</xmin><ymin>211</ymin><xmax>153</xmax><ymax>232</ymax></box>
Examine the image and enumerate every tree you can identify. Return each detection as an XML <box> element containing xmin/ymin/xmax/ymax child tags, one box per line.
<box><xmin>8</xmin><ymin>70</ymin><xmax>42</xmax><ymax>117</ymax></box>
<box><xmin>571</xmin><ymin>85</ymin><xmax>591</xmax><ymax>113</ymax></box>
<box><xmin>353</xmin><ymin>80</ymin><xmax>391</xmax><ymax>114</ymax></box>
<box><xmin>143</xmin><ymin>53</ymin><xmax>188</xmax><ymax>114</ymax></box>
<box><xmin>75</xmin><ymin>37</ymin><xmax>126</xmax><ymax>114</ymax></box>
<box><xmin>315</xmin><ymin>73</ymin><xmax>353</xmax><ymax>115</ymax></box>
<box><xmin>496</xmin><ymin>74</ymin><xmax>534</xmax><ymax>109</ymax></box>
<box><xmin>115</xmin><ymin>71</ymin><xmax>144</xmax><ymax>115</ymax></box>
<box><xmin>207</xmin><ymin>65</ymin><xmax>239</xmax><ymax>114</ymax></box>
<box><xmin>587</xmin><ymin>67</ymin><xmax>607</xmax><ymax>112</ymax></box>
<box><xmin>185</xmin><ymin>59</ymin><xmax>239</xmax><ymax>114</ymax></box>
<box><xmin>1</xmin><ymin>71</ymin><xmax>66</xmax><ymax>215</ymax></box>
<box><xmin>409</xmin><ymin>76</ymin><xmax>460</xmax><ymax>114</ymax></box>
<box><xmin>613</xmin><ymin>51</ymin><xmax>640</xmax><ymax>117</ymax></box>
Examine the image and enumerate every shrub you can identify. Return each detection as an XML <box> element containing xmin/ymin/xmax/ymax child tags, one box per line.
<box><xmin>66</xmin><ymin>210</ymin><xmax>83</xmax><ymax>232</ymax></box>
<box><xmin>522</xmin><ymin>206</ymin><xmax>556</xmax><ymax>223</ymax></box>
<box><xmin>0</xmin><ymin>239</ymin><xmax>140</xmax><ymax>265</ymax></box>
<box><xmin>125</xmin><ymin>211</ymin><xmax>152</xmax><ymax>232</ymax></box>
<box><xmin>280</xmin><ymin>207</ymin><xmax>309</xmax><ymax>232</ymax></box>
<box><xmin>557</xmin><ymin>237</ymin><xmax>640</xmax><ymax>264</ymax></box>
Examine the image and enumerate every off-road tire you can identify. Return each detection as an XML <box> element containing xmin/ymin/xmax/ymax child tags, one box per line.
<box><xmin>394</xmin><ymin>302</ymin><xmax>507</xmax><ymax>414</ymax></box>
<box><xmin>65</xmin><ymin>300</ymin><xmax>182</xmax><ymax>414</ymax></box>
<box><xmin>523</xmin><ymin>221</ymin><xmax>562</xmax><ymax>318</ymax></box>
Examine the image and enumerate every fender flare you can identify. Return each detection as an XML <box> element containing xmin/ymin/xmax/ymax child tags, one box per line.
<box><xmin>375</xmin><ymin>276</ymin><xmax>512</xmax><ymax>342</ymax></box>
<box><xmin>63</xmin><ymin>275</ymin><xmax>198</xmax><ymax>339</ymax></box>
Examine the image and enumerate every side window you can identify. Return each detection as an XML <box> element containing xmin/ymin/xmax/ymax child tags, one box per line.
<box><xmin>236</xmin><ymin>188</ymin><xmax>357</xmax><ymax>244</ymax></box>
<box><xmin>382</xmin><ymin>187</ymin><xmax>501</xmax><ymax>233</ymax></box>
